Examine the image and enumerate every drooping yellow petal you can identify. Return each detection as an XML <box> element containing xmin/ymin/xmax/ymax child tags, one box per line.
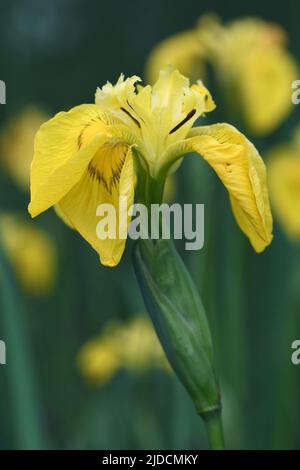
<box><xmin>145</xmin><ymin>30</ymin><xmax>205</xmax><ymax>85</ymax></box>
<box><xmin>57</xmin><ymin>143</ymin><xmax>135</xmax><ymax>267</ymax></box>
<box><xmin>186</xmin><ymin>123</ymin><xmax>273</xmax><ymax>252</ymax></box>
<box><xmin>268</xmin><ymin>147</ymin><xmax>300</xmax><ymax>239</ymax></box>
<box><xmin>151</xmin><ymin>66</ymin><xmax>189</xmax><ymax>115</ymax></box>
<box><xmin>135</xmin><ymin>66</ymin><xmax>205</xmax><ymax>171</ymax></box>
<box><xmin>29</xmin><ymin>104</ymin><xmax>110</xmax><ymax>217</ymax></box>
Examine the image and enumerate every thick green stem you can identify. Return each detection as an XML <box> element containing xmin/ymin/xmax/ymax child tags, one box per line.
<box><xmin>136</xmin><ymin>160</ymin><xmax>167</xmax><ymax>209</ymax></box>
<box><xmin>146</xmin><ymin>174</ymin><xmax>166</xmax><ymax>206</ymax></box>
<box><xmin>134</xmin><ymin>239</ymin><xmax>224</xmax><ymax>449</ymax></box>
<box><xmin>203</xmin><ymin>410</ymin><xmax>225</xmax><ymax>450</ymax></box>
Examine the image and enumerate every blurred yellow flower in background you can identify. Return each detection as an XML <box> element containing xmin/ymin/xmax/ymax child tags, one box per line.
<box><xmin>268</xmin><ymin>128</ymin><xmax>300</xmax><ymax>239</ymax></box>
<box><xmin>147</xmin><ymin>15</ymin><xmax>298</xmax><ymax>136</ymax></box>
<box><xmin>77</xmin><ymin>315</ymin><xmax>170</xmax><ymax>385</ymax></box>
<box><xmin>0</xmin><ymin>214</ymin><xmax>57</xmax><ymax>295</ymax></box>
<box><xmin>0</xmin><ymin>107</ymin><xmax>48</xmax><ymax>190</ymax></box>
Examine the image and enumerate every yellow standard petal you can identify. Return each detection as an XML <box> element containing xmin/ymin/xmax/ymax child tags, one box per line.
<box><xmin>29</xmin><ymin>104</ymin><xmax>110</xmax><ymax>217</ymax></box>
<box><xmin>186</xmin><ymin>123</ymin><xmax>273</xmax><ymax>252</ymax></box>
<box><xmin>95</xmin><ymin>66</ymin><xmax>208</xmax><ymax>175</ymax></box>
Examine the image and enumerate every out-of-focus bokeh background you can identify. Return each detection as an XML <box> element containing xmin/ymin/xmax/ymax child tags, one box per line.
<box><xmin>1</xmin><ymin>0</ymin><xmax>300</xmax><ymax>450</ymax></box>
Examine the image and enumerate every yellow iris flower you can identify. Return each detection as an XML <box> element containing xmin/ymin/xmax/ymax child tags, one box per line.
<box><xmin>268</xmin><ymin>128</ymin><xmax>300</xmax><ymax>239</ymax></box>
<box><xmin>29</xmin><ymin>66</ymin><xmax>273</xmax><ymax>266</ymax></box>
<box><xmin>147</xmin><ymin>16</ymin><xmax>298</xmax><ymax>136</ymax></box>
<box><xmin>77</xmin><ymin>315</ymin><xmax>169</xmax><ymax>385</ymax></box>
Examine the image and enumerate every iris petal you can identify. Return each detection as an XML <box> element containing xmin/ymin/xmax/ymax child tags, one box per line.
<box><xmin>186</xmin><ymin>123</ymin><xmax>273</xmax><ymax>252</ymax></box>
<box><xmin>57</xmin><ymin>143</ymin><xmax>135</xmax><ymax>267</ymax></box>
<box><xmin>29</xmin><ymin>104</ymin><xmax>110</xmax><ymax>217</ymax></box>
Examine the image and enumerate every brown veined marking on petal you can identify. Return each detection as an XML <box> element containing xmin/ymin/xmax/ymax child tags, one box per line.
<box><xmin>169</xmin><ymin>109</ymin><xmax>196</xmax><ymax>135</ymax></box>
<box><xmin>78</xmin><ymin>123</ymin><xmax>90</xmax><ymax>149</ymax></box>
<box><xmin>126</xmin><ymin>100</ymin><xmax>146</xmax><ymax>125</ymax></box>
<box><xmin>87</xmin><ymin>143</ymin><xmax>128</xmax><ymax>195</ymax></box>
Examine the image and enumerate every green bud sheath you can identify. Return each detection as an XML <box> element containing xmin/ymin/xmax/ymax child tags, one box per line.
<box><xmin>133</xmin><ymin>238</ymin><xmax>221</xmax><ymax>417</ymax></box>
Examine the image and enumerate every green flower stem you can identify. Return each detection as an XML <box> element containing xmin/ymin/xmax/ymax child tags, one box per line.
<box><xmin>221</xmin><ymin>219</ymin><xmax>247</xmax><ymax>447</ymax></box>
<box><xmin>0</xmin><ymin>241</ymin><xmax>47</xmax><ymax>449</ymax></box>
<box><xmin>135</xmin><ymin>159</ymin><xmax>167</xmax><ymax>209</ymax></box>
<box><xmin>134</xmin><ymin>160</ymin><xmax>225</xmax><ymax>450</ymax></box>
<box><xmin>203</xmin><ymin>410</ymin><xmax>225</xmax><ymax>450</ymax></box>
